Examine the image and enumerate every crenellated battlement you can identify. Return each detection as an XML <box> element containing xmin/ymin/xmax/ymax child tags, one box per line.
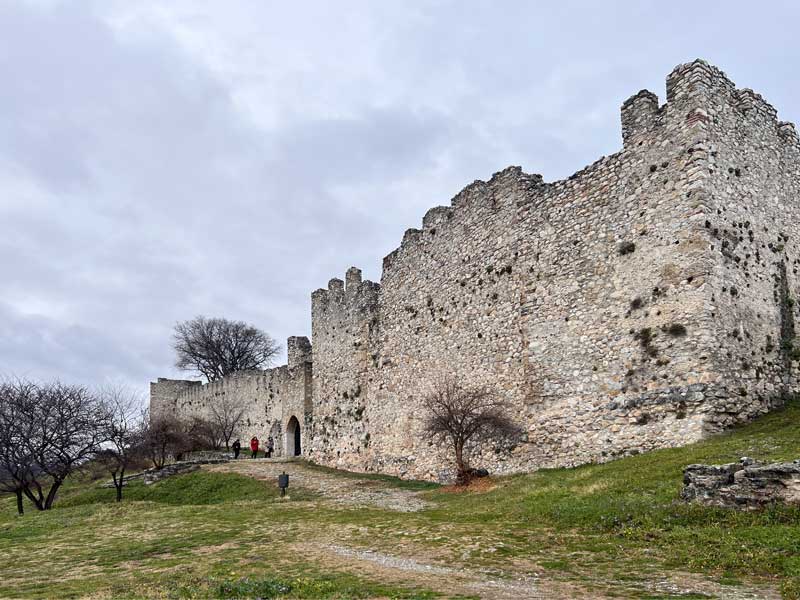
<box><xmin>401</xmin><ymin>228</ymin><xmax>422</xmax><ymax>246</ymax></box>
<box><xmin>665</xmin><ymin>59</ymin><xmax>736</xmax><ymax>104</ymax></box>
<box><xmin>311</xmin><ymin>267</ymin><xmax>380</xmax><ymax>316</ymax></box>
<box><xmin>381</xmin><ymin>165</ymin><xmax>544</xmax><ymax>276</ymax></box>
<box><xmin>736</xmin><ymin>88</ymin><xmax>778</xmax><ymax>121</ymax></box>
<box><xmin>659</xmin><ymin>59</ymin><xmax>797</xmax><ymax>153</ymax></box>
<box><xmin>621</xmin><ymin>89</ymin><xmax>661</xmax><ymax>147</ymax></box>
<box><xmin>422</xmin><ymin>206</ymin><xmax>453</xmax><ymax>229</ymax></box>
<box><xmin>378</xmin><ymin>58</ymin><xmax>799</xmax><ymax>279</ymax></box>
<box><xmin>779</xmin><ymin>121</ymin><xmax>800</xmax><ymax>148</ymax></box>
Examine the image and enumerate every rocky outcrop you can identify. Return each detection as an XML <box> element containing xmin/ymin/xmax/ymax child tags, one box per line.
<box><xmin>682</xmin><ymin>457</ymin><xmax>800</xmax><ymax>509</ymax></box>
<box><xmin>100</xmin><ymin>457</ymin><xmax>231</xmax><ymax>488</ymax></box>
<box><xmin>142</xmin><ymin>458</ymin><xmax>232</xmax><ymax>485</ymax></box>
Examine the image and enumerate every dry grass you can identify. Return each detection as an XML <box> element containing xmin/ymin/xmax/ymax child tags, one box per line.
<box><xmin>439</xmin><ymin>477</ymin><xmax>498</xmax><ymax>494</ymax></box>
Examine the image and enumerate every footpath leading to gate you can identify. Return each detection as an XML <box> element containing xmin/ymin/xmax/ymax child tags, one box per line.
<box><xmin>204</xmin><ymin>458</ymin><xmax>430</xmax><ymax>512</ymax></box>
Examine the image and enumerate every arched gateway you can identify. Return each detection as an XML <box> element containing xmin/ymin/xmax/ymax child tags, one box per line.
<box><xmin>285</xmin><ymin>416</ymin><xmax>301</xmax><ymax>457</ymax></box>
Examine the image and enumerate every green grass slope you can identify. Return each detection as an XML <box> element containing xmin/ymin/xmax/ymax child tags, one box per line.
<box><xmin>419</xmin><ymin>398</ymin><xmax>800</xmax><ymax>596</ymax></box>
<box><xmin>0</xmin><ymin>399</ymin><xmax>798</xmax><ymax>599</ymax></box>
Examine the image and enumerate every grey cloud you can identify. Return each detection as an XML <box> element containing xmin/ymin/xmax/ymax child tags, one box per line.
<box><xmin>1</xmin><ymin>0</ymin><xmax>798</xmax><ymax>394</ymax></box>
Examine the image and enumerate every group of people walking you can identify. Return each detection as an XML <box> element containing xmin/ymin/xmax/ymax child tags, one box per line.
<box><xmin>231</xmin><ymin>436</ymin><xmax>275</xmax><ymax>459</ymax></box>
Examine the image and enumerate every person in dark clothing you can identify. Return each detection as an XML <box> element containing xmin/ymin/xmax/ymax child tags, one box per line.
<box><xmin>266</xmin><ymin>436</ymin><xmax>274</xmax><ymax>459</ymax></box>
<box><xmin>250</xmin><ymin>436</ymin><xmax>259</xmax><ymax>459</ymax></box>
<box><xmin>232</xmin><ymin>439</ymin><xmax>241</xmax><ymax>459</ymax></box>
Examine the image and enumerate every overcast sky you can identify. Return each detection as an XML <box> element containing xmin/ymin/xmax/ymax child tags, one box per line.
<box><xmin>1</xmin><ymin>0</ymin><xmax>798</xmax><ymax>395</ymax></box>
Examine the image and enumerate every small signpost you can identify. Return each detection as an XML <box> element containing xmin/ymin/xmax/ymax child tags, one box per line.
<box><xmin>278</xmin><ymin>471</ymin><xmax>289</xmax><ymax>497</ymax></box>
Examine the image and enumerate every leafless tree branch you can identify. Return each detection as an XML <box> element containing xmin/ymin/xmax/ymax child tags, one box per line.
<box><xmin>96</xmin><ymin>383</ymin><xmax>146</xmax><ymax>502</ymax></box>
<box><xmin>208</xmin><ymin>394</ymin><xmax>247</xmax><ymax>450</ymax></box>
<box><xmin>173</xmin><ymin>316</ymin><xmax>280</xmax><ymax>382</ymax></box>
<box><xmin>421</xmin><ymin>377</ymin><xmax>523</xmax><ymax>485</ymax></box>
<box><xmin>0</xmin><ymin>379</ymin><xmax>108</xmax><ymax>511</ymax></box>
<box><xmin>139</xmin><ymin>409</ymin><xmax>189</xmax><ymax>470</ymax></box>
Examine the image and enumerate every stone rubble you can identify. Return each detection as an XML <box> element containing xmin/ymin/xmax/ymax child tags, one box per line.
<box><xmin>100</xmin><ymin>457</ymin><xmax>231</xmax><ymax>488</ymax></box>
<box><xmin>682</xmin><ymin>457</ymin><xmax>800</xmax><ymax>508</ymax></box>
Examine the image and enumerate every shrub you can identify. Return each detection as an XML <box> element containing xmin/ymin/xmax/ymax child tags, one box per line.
<box><xmin>634</xmin><ymin>327</ymin><xmax>658</xmax><ymax>357</ymax></box>
<box><xmin>666</xmin><ymin>323</ymin><xmax>687</xmax><ymax>337</ymax></box>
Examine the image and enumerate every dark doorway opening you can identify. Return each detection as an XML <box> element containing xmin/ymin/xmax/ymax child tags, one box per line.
<box><xmin>286</xmin><ymin>416</ymin><xmax>301</xmax><ymax>456</ymax></box>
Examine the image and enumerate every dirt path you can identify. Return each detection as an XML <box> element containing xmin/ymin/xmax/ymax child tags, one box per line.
<box><xmin>317</xmin><ymin>543</ymin><xmax>553</xmax><ymax>599</ymax></box>
<box><xmin>307</xmin><ymin>543</ymin><xmax>779</xmax><ymax>600</ymax></box>
<box><xmin>205</xmin><ymin>458</ymin><xmax>429</xmax><ymax>512</ymax></box>
<box><xmin>206</xmin><ymin>459</ymin><xmax>780</xmax><ymax>600</ymax></box>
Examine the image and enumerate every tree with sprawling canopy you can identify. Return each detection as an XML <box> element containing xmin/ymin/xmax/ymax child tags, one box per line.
<box><xmin>172</xmin><ymin>316</ymin><xmax>280</xmax><ymax>382</ymax></box>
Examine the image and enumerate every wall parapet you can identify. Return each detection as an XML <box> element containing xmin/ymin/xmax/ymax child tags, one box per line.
<box><xmin>380</xmin><ymin>166</ymin><xmax>544</xmax><ymax>277</ymax></box>
<box><xmin>311</xmin><ymin>267</ymin><xmax>380</xmax><ymax>315</ymax></box>
<box><xmin>621</xmin><ymin>89</ymin><xmax>661</xmax><ymax>147</ymax></box>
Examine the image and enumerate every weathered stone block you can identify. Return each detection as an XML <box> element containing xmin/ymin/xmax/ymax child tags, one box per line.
<box><xmin>682</xmin><ymin>458</ymin><xmax>800</xmax><ymax>509</ymax></box>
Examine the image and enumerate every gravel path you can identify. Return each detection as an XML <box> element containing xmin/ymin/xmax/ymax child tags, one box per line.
<box><xmin>317</xmin><ymin>543</ymin><xmax>780</xmax><ymax>600</ymax></box>
<box><xmin>204</xmin><ymin>458</ymin><xmax>430</xmax><ymax>512</ymax></box>
<box><xmin>325</xmin><ymin>544</ymin><xmax>545</xmax><ymax>599</ymax></box>
<box><xmin>207</xmin><ymin>459</ymin><xmax>780</xmax><ymax>600</ymax></box>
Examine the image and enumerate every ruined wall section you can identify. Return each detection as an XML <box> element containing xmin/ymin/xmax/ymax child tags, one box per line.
<box><xmin>150</xmin><ymin>60</ymin><xmax>799</xmax><ymax>482</ymax></box>
<box><xmin>149</xmin><ymin>378</ymin><xmax>201</xmax><ymax>421</ymax></box>
<box><xmin>307</xmin><ymin>268</ymin><xmax>380</xmax><ymax>466</ymax></box>
<box><xmin>678</xmin><ymin>60</ymin><xmax>800</xmax><ymax>426</ymax></box>
<box><xmin>149</xmin><ymin>336</ymin><xmax>313</xmax><ymax>455</ymax></box>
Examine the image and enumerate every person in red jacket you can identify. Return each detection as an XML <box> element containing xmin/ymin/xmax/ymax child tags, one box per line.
<box><xmin>250</xmin><ymin>436</ymin><xmax>259</xmax><ymax>459</ymax></box>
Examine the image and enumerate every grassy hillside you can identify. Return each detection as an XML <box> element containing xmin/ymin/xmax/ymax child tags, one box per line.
<box><xmin>0</xmin><ymin>400</ymin><xmax>798</xmax><ymax>599</ymax></box>
<box><xmin>423</xmin><ymin>399</ymin><xmax>800</xmax><ymax>594</ymax></box>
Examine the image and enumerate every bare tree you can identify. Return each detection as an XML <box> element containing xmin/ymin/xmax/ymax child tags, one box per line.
<box><xmin>140</xmin><ymin>410</ymin><xmax>187</xmax><ymax>469</ymax></box>
<box><xmin>421</xmin><ymin>378</ymin><xmax>523</xmax><ymax>485</ymax></box>
<box><xmin>0</xmin><ymin>380</ymin><xmax>107</xmax><ymax>510</ymax></box>
<box><xmin>97</xmin><ymin>384</ymin><xmax>145</xmax><ymax>502</ymax></box>
<box><xmin>0</xmin><ymin>380</ymin><xmax>39</xmax><ymax>515</ymax></box>
<box><xmin>208</xmin><ymin>395</ymin><xmax>247</xmax><ymax>450</ymax></box>
<box><xmin>183</xmin><ymin>416</ymin><xmax>222</xmax><ymax>451</ymax></box>
<box><xmin>29</xmin><ymin>382</ymin><xmax>107</xmax><ymax>509</ymax></box>
<box><xmin>173</xmin><ymin>316</ymin><xmax>280</xmax><ymax>382</ymax></box>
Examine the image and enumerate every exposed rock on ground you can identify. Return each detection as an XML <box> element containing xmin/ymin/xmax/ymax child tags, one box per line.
<box><xmin>101</xmin><ymin>457</ymin><xmax>231</xmax><ymax>488</ymax></box>
<box><xmin>682</xmin><ymin>457</ymin><xmax>800</xmax><ymax>508</ymax></box>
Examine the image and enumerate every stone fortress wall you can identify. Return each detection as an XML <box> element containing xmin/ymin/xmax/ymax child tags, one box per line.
<box><xmin>150</xmin><ymin>336</ymin><xmax>312</xmax><ymax>457</ymax></box>
<box><xmin>151</xmin><ymin>60</ymin><xmax>800</xmax><ymax>481</ymax></box>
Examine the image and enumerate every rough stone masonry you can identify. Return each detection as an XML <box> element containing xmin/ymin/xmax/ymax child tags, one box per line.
<box><xmin>682</xmin><ymin>458</ymin><xmax>800</xmax><ymax>509</ymax></box>
<box><xmin>151</xmin><ymin>60</ymin><xmax>800</xmax><ymax>482</ymax></box>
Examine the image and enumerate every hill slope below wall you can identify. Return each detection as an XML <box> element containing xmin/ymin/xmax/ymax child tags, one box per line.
<box><xmin>2</xmin><ymin>398</ymin><xmax>799</xmax><ymax>598</ymax></box>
